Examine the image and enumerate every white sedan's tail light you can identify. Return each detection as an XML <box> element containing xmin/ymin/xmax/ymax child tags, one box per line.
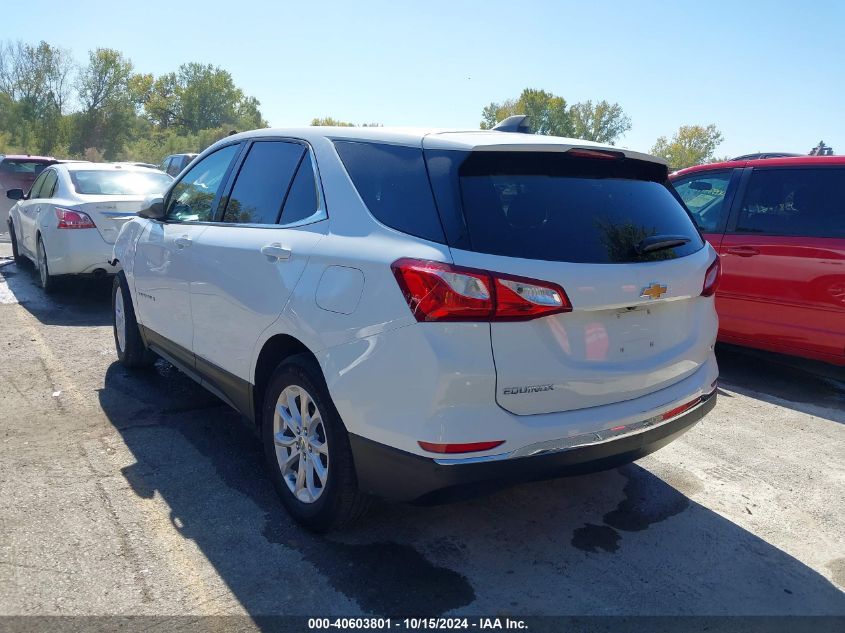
<box><xmin>55</xmin><ymin>208</ymin><xmax>96</xmax><ymax>230</ymax></box>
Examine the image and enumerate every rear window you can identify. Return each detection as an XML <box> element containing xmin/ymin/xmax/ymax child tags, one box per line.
<box><xmin>70</xmin><ymin>170</ymin><xmax>173</xmax><ymax>195</ymax></box>
<box><xmin>0</xmin><ymin>160</ymin><xmax>51</xmax><ymax>175</ymax></box>
<box><xmin>334</xmin><ymin>141</ymin><xmax>445</xmax><ymax>243</ymax></box>
<box><xmin>429</xmin><ymin>151</ymin><xmax>703</xmax><ymax>264</ymax></box>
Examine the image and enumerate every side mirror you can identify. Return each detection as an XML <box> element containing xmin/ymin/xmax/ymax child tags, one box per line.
<box><xmin>6</xmin><ymin>188</ymin><xmax>24</xmax><ymax>201</ymax></box>
<box><xmin>138</xmin><ymin>196</ymin><xmax>165</xmax><ymax>220</ymax></box>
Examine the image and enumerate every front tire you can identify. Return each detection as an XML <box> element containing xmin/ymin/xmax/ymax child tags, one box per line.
<box><xmin>8</xmin><ymin>221</ymin><xmax>25</xmax><ymax>265</ymax></box>
<box><xmin>112</xmin><ymin>272</ymin><xmax>157</xmax><ymax>368</ymax></box>
<box><xmin>262</xmin><ymin>355</ymin><xmax>371</xmax><ymax>532</ymax></box>
<box><xmin>36</xmin><ymin>235</ymin><xmax>58</xmax><ymax>293</ymax></box>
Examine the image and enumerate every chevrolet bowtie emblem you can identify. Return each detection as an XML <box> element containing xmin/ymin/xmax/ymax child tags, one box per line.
<box><xmin>640</xmin><ymin>283</ymin><xmax>668</xmax><ymax>300</ymax></box>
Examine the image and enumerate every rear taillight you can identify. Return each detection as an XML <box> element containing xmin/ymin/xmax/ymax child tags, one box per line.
<box><xmin>391</xmin><ymin>258</ymin><xmax>572</xmax><ymax>322</ymax></box>
<box><xmin>701</xmin><ymin>256</ymin><xmax>721</xmax><ymax>297</ymax></box>
<box><xmin>55</xmin><ymin>208</ymin><xmax>96</xmax><ymax>229</ymax></box>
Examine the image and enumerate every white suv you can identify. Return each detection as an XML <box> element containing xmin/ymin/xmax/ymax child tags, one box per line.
<box><xmin>111</xmin><ymin>127</ymin><xmax>720</xmax><ymax>531</ymax></box>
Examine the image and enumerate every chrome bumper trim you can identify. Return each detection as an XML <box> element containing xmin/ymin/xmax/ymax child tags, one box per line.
<box><xmin>433</xmin><ymin>389</ymin><xmax>715</xmax><ymax>466</ymax></box>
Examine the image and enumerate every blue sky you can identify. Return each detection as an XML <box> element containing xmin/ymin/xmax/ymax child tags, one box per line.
<box><xmin>7</xmin><ymin>0</ymin><xmax>844</xmax><ymax>156</ymax></box>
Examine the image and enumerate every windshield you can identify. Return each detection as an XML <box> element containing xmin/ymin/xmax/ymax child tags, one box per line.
<box><xmin>70</xmin><ymin>170</ymin><xmax>173</xmax><ymax>195</ymax></box>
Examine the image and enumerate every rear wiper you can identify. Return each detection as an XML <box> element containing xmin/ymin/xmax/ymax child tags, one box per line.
<box><xmin>635</xmin><ymin>234</ymin><xmax>691</xmax><ymax>254</ymax></box>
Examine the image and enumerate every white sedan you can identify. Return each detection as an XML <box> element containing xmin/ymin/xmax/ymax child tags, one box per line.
<box><xmin>6</xmin><ymin>163</ymin><xmax>172</xmax><ymax>292</ymax></box>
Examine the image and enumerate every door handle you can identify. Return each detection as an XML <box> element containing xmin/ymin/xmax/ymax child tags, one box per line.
<box><xmin>261</xmin><ymin>243</ymin><xmax>292</xmax><ymax>261</ymax></box>
<box><xmin>174</xmin><ymin>236</ymin><xmax>192</xmax><ymax>249</ymax></box>
<box><xmin>725</xmin><ymin>246</ymin><xmax>759</xmax><ymax>257</ymax></box>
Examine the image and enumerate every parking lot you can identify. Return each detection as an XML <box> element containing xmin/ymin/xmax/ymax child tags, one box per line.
<box><xmin>0</xmin><ymin>233</ymin><xmax>843</xmax><ymax>618</ymax></box>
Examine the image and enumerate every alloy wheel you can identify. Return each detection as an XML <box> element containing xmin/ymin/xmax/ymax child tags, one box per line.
<box><xmin>273</xmin><ymin>385</ymin><xmax>330</xmax><ymax>504</ymax></box>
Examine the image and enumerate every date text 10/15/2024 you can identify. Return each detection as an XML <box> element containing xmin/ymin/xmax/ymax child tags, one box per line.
<box><xmin>308</xmin><ymin>618</ymin><xmax>528</xmax><ymax>630</ymax></box>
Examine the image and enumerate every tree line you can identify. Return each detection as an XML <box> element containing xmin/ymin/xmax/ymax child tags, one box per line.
<box><xmin>0</xmin><ymin>39</ymin><xmax>727</xmax><ymax>170</ymax></box>
<box><xmin>0</xmin><ymin>40</ymin><xmax>266</xmax><ymax>163</ymax></box>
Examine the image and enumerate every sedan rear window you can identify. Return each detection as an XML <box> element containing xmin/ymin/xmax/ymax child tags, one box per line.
<box><xmin>429</xmin><ymin>151</ymin><xmax>704</xmax><ymax>264</ymax></box>
<box><xmin>70</xmin><ymin>170</ymin><xmax>173</xmax><ymax>195</ymax></box>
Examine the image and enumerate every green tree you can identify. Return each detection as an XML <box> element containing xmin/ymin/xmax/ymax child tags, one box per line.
<box><xmin>311</xmin><ymin>117</ymin><xmax>355</xmax><ymax>126</ymax></box>
<box><xmin>480</xmin><ymin>88</ymin><xmax>571</xmax><ymax>136</ymax></box>
<box><xmin>569</xmin><ymin>100</ymin><xmax>631</xmax><ymax>145</ymax></box>
<box><xmin>0</xmin><ymin>39</ymin><xmax>267</xmax><ymax>163</ymax></box>
<box><xmin>75</xmin><ymin>48</ymin><xmax>137</xmax><ymax>158</ymax></box>
<box><xmin>480</xmin><ymin>89</ymin><xmax>631</xmax><ymax>144</ymax></box>
<box><xmin>177</xmin><ymin>63</ymin><xmax>241</xmax><ymax>132</ymax></box>
<box><xmin>176</xmin><ymin>63</ymin><xmax>265</xmax><ymax>133</ymax></box>
<box><xmin>651</xmin><ymin>124</ymin><xmax>724</xmax><ymax>171</ymax></box>
<box><xmin>0</xmin><ymin>40</ymin><xmax>74</xmax><ymax>154</ymax></box>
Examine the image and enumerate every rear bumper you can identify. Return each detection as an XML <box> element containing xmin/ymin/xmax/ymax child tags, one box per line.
<box><xmin>43</xmin><ymin>229</ymin><xmax>117</xmax><ymax>276</ymax></box>
<box><xmin>350</xmin><ymin>390</ymin><xmax>716</xmax><ymax>503</ymax></box>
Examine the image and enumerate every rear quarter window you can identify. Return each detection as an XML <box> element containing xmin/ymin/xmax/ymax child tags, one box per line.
<box><xmin>333</xmin><ymin>141</ymin><xmax>445</xmax><ymax>243</ymax></box>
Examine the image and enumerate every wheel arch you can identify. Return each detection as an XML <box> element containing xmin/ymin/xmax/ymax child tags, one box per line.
<box><xmin>252</xmin><ymin>333</ymin><xmax>322</xmax><ymax>429</ymax></box>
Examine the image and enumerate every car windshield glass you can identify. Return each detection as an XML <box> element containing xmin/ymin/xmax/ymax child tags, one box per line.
<box><xmin>70</xmin><ymin>170</ymin><xmax>172</xmax><ymax>195</ymax></box>
<box><xmin>0</xmin><ymin>160</ymin><xmax>51</xmax><ymax>175</ymax></box>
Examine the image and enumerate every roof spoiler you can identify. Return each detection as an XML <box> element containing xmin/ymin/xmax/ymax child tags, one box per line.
<box><xmin>491</xmin><ymin>115</ymin><xmax>531</xmax><ymax>134</ymax></box>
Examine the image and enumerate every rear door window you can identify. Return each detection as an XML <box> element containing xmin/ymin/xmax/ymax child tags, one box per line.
<box><xmin>221</xmin><ymin>141</ymin><xmax>304</xmax><ymax>225</ymax></box>
<box><xmin>671</xmin><ymin>170</ymin><xmax>733</xmax><ymax>232</ymax></box>
<box><xmin>40</xmin><ymin>170</ymin><xmax>58</xmax><ymax>198</ymax></box>
<box><xmin>437</xmin><ymin>151</ymin><xmax>703</xmax><ymax>263</ymax></box>
<box><xmin>334</xmin><ymin>141</ymin><xmax>445</xmax><ymax>243</ymax></box>
<box><xmin>734</xmin><ymin>168</ymin><xmax>845</xmax><ymax>238</ymax></box>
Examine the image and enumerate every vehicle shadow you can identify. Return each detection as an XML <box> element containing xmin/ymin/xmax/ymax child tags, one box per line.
<box><xmin>0</xmin><ymin>259</ymin><xmax>112</xmax><ymax>327</ymax></box>
<box><xmin>716</xmin><ymin>344</ymin><xmax>845</xmax><ymax>424</ymax></box>
<box><xmin>97</xmin><ymin>361</ymin><xmax>845</xmax><ymax>617</ymax></box>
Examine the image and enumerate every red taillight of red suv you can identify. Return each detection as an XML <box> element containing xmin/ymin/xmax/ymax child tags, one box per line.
<box><xmin>701</xmin><ymin>256</ymin><xmax>721</xmax><ymax>297</ymax></box>
<box><xmin>55</xmin><ymin>208</ymin><xmax>96</xmax><ymax>229</ymax></box>
<box><xmin>391</xmin><ymin>258</ymin><xmax>572</xmax><ymax>322</ymax></box>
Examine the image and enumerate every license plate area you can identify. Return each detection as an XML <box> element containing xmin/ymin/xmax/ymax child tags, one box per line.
<box><xmin>608</xmin><ymin>306</ymin><xmax>658</xmax><ymax>360</ymax></box>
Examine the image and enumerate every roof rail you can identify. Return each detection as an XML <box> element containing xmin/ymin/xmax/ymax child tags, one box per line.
<box><xmin>491</xmin><ymin>115</ymin><xmax>531</xmax><ymax>134</ymax></box>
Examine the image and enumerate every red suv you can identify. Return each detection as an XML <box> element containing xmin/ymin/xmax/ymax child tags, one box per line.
<box><xmin>0</xmin><ymin>155</ymin><xmax>57</xmax><ymax>228</ymax></box>
<box><xmin>671</xmin><ymin>156</ymin><xmax>845</xmax><ymax>366</ymax></box>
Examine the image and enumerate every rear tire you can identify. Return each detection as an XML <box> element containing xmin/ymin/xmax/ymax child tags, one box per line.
<box><xmin>8</xmin><ymin>221</ymin><xmax>24</xmax><ymax>265</ymax></box>
<box><xmin>262</xmin><ymin>354</ymin><xmax>371</xmax><ymax>532</ymax></box>
<box><xmin>36</xmin><ymin>235</ymin><xmax>58</xmax><ymax>293</ymax></box>
<box><xmin>113</xmin><ymin>272</ymin><xmax>157</xmax><ymax>368</ymax></box>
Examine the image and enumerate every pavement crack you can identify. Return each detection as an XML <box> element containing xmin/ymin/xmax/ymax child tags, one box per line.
<box><xmin>79</xmin><ymin>439</ymin><xmax>155</xmax><ymax>604</ymax></box>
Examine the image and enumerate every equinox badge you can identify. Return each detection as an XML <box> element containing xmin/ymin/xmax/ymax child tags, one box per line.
<box><xmin>503</xmin><ymin>385</ymin><xmax>554</xmax><ymax>395</ymax></box>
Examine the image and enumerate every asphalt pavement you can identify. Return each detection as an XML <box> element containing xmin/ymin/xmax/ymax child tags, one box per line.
<box><xmin>0</xmin><ymin>244</ymin><xmax>843</xmax><ymax>619</ymax></box>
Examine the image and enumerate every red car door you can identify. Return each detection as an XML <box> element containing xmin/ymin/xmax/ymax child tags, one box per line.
<box><xmin>671</xmin><ymin>168</ymin><xmax>739</xmax><ymax>253</ymax></box>
<box><xmin>717</xmin><ymin>166</ymin><xmax>845</xmax><ymax>365</ymax></box>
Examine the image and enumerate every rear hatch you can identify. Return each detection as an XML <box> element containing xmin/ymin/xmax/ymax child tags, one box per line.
<box><xmin>424</xmin><ymin>145</ymin><xmax>715</xmax><ymax>415</ymax></box>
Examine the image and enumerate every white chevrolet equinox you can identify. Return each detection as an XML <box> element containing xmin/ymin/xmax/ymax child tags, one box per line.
<box><xmin>111</xmin><ymin>125</ymin><xmax>720</xmax><ymax>531</ymax></box>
